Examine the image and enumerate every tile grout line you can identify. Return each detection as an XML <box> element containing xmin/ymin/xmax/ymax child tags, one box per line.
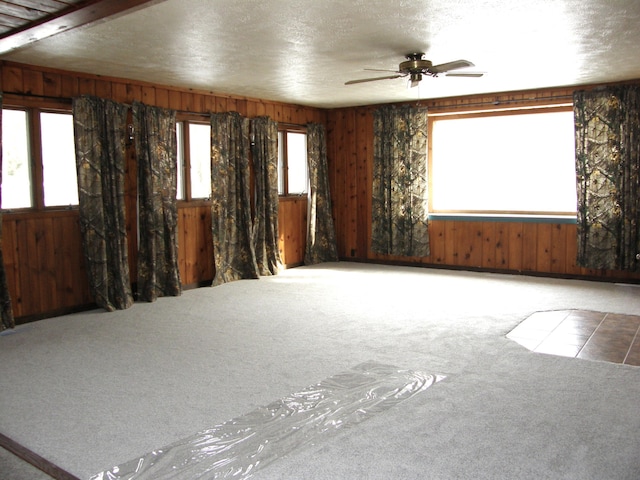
<box><xmin>575</xmin><ymin>312</ymin><xmax>608</xmax><ymax>358</ymax></box>
<box><xmin>621</xmin><ymin>320</ymin><xmax>640</xmax><ymax>365</ymax></box>
<box><xmin>530</xmin><ymin>310</ymin><xmax>573</xmax><ymax>353</ymax></box>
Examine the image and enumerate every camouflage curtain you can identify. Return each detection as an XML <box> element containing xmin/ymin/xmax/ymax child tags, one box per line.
<box><xmin>132</xmin><ymin>102</ymin><xmax>182</xmax><ymax>301</ymax></box>
<box><xmin>73</xmin><ymin>96</ymin><xmax>134</xmax><ymax>311</ymax></box>
<box><xmin>0</xmin><ymin>94</ymin><xmax>15</xmax><ymax>331</ymax></box>
<box><xmin>210</xmin><ymin>112</ymin><xmax>259</xmax><ymax>286</ymax></box>
<box><xmin>250</xmin><ymin>116</ymin><xmax>282</xmax><ymax>275</ymax></box>
<box><xmin>574</xmin><ymin>86</ymin><xmax>640</xmax><ymax>271</ymax></box>
<box><xmin>304</xmin><ymin>123</ymin><xmax>338</xmax><ymax>265</ymax></box>
<box><xmin>371</xmin><ymin>105</ymin><xmax>429</xmax><ymax>257</ymax></box>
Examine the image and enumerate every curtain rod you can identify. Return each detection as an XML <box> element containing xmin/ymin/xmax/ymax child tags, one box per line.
<box><xmin>3</xmin><ymin>91</ymin><xmax>204</xmax><ymax>116</ymax></box>
<box><xmin>6</xmin><ymin>90</ymin><xmax>576</xmax><ymax>116</ymax></box>
<box><xmin>421</xmin><ymin>93</ymin><xmax>575</xmax><ymax>110</ymax></box>
<box><xmin>3</xmin><ymin>91</ymin><xmax>309</xmax><ymax>125</ymax></box>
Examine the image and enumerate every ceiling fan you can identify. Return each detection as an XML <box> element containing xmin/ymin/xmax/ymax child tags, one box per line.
<box><xmin>345</xmin><ymin>52</ymin><xmax>483</xmax><ymax>88</ymax></box>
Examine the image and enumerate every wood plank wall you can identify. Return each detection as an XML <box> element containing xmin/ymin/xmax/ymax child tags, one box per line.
<box><xmin>1</xmin><ymin>60</ymin><xmax>321</xmax><ymax>320</ymax></box>
<box><xmin>325</xmin><ymin>86</ymin><xmax>640</xmax><ymax>283</ymax></box>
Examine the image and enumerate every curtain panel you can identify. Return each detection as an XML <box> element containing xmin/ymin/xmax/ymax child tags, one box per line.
<box><xmin>73</xmin><ymin>96</ymin><xmax>134</xmax><ymax>311</ymax></box>
<box><xmin>250</xmin><ymin>116</ymin><xmax>282</xmax><ymax>275</ymax></box>
<box><xmin>132</xmin><ymin>102</ymin><xmax>182</xmax><ymax>301</ymax></box>
<box><xmin>574</xmin><ymin>86</ymin><xmax>640</xmax><ymax>271</ymax></box>
<box><xmin>210</xmin><ymin>112</ymin><xmax>259</xmax><ymax>286</ymax></box>
<box><xmin>371</xmin><ymin>105</ymin><xmax>430</xmax><ymax>257</ymax></box>
<box><xmin>0</xmin><ymin>95</ymin><xmax>15</xmax><ymax>331</ymax></box>
<box><xmin>304</xmin><ymin>123</ymin><xmax>338</xmax><ymax>265</ymax></box>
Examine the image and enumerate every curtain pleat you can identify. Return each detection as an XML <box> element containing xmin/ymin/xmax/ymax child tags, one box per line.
<box><xmin>210</xmin><ymin>112</ymin><xmax>259</xmax><ymax>286</ymax></box>
<box><xmin>251</xmin><ymin>116</ymin><xmax>282</xmax><ymax>275</ymax></box>
<box><xmin>574</xmin><ymin>86</ymin><xmax>640</xmax><ymax>271</ymax></box>
<box><xmin>371</xmin><ymin>105</ymin><xmax>429</xmax><ymax>257</ymax></box>
<box><xmin>304</xmin><ymin>123</ymin><xmax>338</xmax><ymax>265</ymax></box>
<box><xmin>73</xmin><ymin>96</ymin><xmax>133</xmax><ymax>311</ymax></box>
<box><xmin>133</xmin><ymin>101</ymin><xmax>182</xmax><ymax>301</ymax></box>
<box><xmin>0</xmin><ymin>94</ymin><xmax>15</xmax><ymax>331</ymax></box>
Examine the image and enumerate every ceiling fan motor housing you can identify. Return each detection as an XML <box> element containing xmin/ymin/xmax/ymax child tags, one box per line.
<box><xmin>399</xmin><ymin>53</ymin><xmax>435</xmax><ymax>76</ymax></box>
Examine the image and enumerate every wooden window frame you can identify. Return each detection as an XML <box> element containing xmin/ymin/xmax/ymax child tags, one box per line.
<box><xmin>278</xmin><ymin>125</ymin><xmax>308</xmax><ymax>197</ymax></box>
<box><xmin>1</xmin><ymin>101</ymin><xmax>76</xmax><ymax>213</ymax></box>
<box><xmin>427</xmin><ymin>104</ymin><xmax>576</xmax><ymax>219</ymax></box>
<box><xmin>175</xmin><ymin>117</ymin><xmax>211</xmax><ymax>206</ymax></box>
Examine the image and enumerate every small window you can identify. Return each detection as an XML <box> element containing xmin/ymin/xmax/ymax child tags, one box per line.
<box><xmin>40</xmin><ymin>112</ymin><xmax>78</xmax><ymax>207</ymax></box>
<box><xmin>430</xmin><ymin>108</ymin><xmax>577</xmax><ymax>216</ymax></box>
<box><xmin>278</xmin><ymin>130</ymin><xmax>308</xmax><ymax>195</ymax></box>
<box><xmin>188</xmin><ymin>123</ymin><xmax>212</xmax><ymax>199</ymax></box>
<box><xmin>1</xmin><ymin>109</ymin><xmax>32</xmax><ymax>209</ymax></box>
<box><xmin>176</xmin><ymin>122</ymin><xmax>185</xmax><ymax>200</ymax></box>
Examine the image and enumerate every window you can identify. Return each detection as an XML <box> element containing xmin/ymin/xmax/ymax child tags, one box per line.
<box><xmin>40</xmin><ymin>112</ymin><xmax>78</xmax><ymax>207</ymax></box>
<box><xmin>1</xmin><ymin>108</ymin><xmax>78</xmax><ymax>210</ymax></box>
<box><xmin>176</xmin><ymin>122</ymin><xmax>185</xmax><ymax>200</ymax></box>
<box><xmin>429</xmin><ymin>107</ymin><xmax>577</xmax><ymax>216</ymax></box>
<box><xmin>278</xmin><ymin>129</ymin><xmax>308</xmax><ymax>195</ymax></box>
<box><xmin>1</xmin><ymin>109</ymin><xmax>31</xmax><ymax>209</ymax></box>
<box><xmin>175</xmin><ymin>121</ymin><xmax>211</xmax><ymax>201</ymax></box>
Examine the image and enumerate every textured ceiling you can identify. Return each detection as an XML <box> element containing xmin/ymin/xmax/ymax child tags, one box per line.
<box><xmin>2</xmin><ymin>0</ymin><xmax>640</xmax><ymax>108</ymax></box>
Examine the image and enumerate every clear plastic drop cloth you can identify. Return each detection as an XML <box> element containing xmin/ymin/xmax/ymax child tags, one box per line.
<box><xmin>90</xmin><ymin>361</ymin><xmax>445</xmax><ymax>480</ymax></box>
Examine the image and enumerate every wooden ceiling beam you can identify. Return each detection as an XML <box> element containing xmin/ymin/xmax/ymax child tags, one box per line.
<box><xmin>0</xmin><ymin>0</ymin><xmax>160</xmax><ymax>55</ymax></box>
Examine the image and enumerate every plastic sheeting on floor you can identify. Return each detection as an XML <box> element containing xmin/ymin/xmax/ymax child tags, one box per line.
<box><xmin>91</xmin><ymin>361</ymin><xmax>444</xmax><ymax>479</ymax></box>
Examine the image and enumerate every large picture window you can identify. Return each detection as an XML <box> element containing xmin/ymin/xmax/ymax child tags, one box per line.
<box><xmin>429</xmin><ymin>107</ymin><xmax>577</xmax><ymax>216</ymax></box>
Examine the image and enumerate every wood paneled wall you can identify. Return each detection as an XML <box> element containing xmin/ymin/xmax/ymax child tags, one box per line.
<box><xmin>325</xmin><ymin>87</ymin><xmax>640</xmax><ymax>283</ymax></box>
<box><xmin>1</xmin><ymin>61</ymin><xmax>323</xmax><ymax>320</ymax></box>
<box><xmin>278</xmin><ymin>197</ymin><xmax>307</xmax><ymax>267</ymax></box>
<box><xmin>3</xmin><ymin>211</ymin><xmax>92</xmax><ymax>318</ymax></box>
<box><xmin>3</xmin><ymin>60</ymin><xmax>639</xmax><ymax>321</ymax></box>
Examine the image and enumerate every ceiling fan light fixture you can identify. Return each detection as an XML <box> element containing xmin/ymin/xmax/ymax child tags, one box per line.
<box><xmin>409</xmin><ymin>72</ymin><xmax>422</xmax><ymax>88</ymax></box>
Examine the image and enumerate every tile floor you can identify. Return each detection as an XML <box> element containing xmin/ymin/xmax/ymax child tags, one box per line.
<box><xmin>507</xmin><ymin>310</ymin><xmax>640</xmax><ymax>366</ymax></box>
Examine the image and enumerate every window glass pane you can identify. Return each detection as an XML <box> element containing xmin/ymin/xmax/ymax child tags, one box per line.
<box><xmin>277</xmin><ymin>131</ymin><xmax>285</xmax><ymax>195</ymax></box>
<box><xmin>431</xmin><ymin>110</ymin><xmax>577</xmax><ymax>214</ymax></box>
<box><xmin>1</xmin><ymin>109</ymin><xmax>32</xmax><ymax>209</ymax></box>
<box><xmin>286</xmin><ymin>132</ymin><xmax>308</xmax><ymax>194</ymax></box>
<box><xmin>176</xmin><ymin>122</ymin><xmax>184</xmax><ymax>200</ymax></box>
<box><xmin>189</xmin><ymin>123</ymin><xmax>211</xmax><ymax>199</ymax></box>
<box><xmin>41</xmin><ymin>112</ymin><xmax>78</xmax><ymax>206</ymax></box>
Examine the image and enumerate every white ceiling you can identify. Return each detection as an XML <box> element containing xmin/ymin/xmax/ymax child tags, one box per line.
<box><xmin>2</xmin><ymin>0</ymin><xmax>640</xmax><ymax>108</ymax></box>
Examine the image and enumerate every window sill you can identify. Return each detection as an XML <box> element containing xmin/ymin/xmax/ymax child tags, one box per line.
<box><xmin>278</xmin><ymin>194</ymin><xmax>308</xmax><ymax>201</ymax></box>
<box><xmin>428</xmin><ymin>213</ymin><xmax>577</xmax><ymax>224</ymax></box>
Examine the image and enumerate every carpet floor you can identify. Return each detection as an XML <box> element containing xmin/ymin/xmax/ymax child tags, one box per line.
<box><xmin>1</xmin><ymin>262</ymin><xmax>640</xmax><ymax>479</ymax></box>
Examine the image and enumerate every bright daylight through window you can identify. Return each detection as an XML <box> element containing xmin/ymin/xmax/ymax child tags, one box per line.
<box><xmin>278</xmin><ymin>130</ymin><xmax>308</xmax><ymax>195</ymax></box>
<box><xmin>188</xmin><ymin>123</ymin><xmax>212</xmax><ymax>199</ymax></box>
<box><xmin>40</xmin><ymin>112</ymin><xmax>78</xmax><ymax>207</ymax></box>
<box><xmin>2</xmin><ymin>109</ymin><xmax>32</xmax><ymax>209</ymax></box>
<box><xmin>430</xmin><ymin>108</ymin><xmax>577</xmax><ymax>216</ymax></box>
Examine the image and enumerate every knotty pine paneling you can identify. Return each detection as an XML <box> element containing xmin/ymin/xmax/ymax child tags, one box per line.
<box><xmin>326</xmin><ymin>88</ymin><xmax>640</xmax><ymax>283</ymax></box>
<box><xmin>2</xmin><ymin>211</ymin><xmax>92</xmax><ymax>318</ymax></box>
<box><xmin>278</xmin><ymin>197</ymin><xmax>307</xmax><ymax>267</ymax></box>
<box><xmin>178</xmin><ymin>205</ymin><xmax>214</xmax><ymax>286</ymax></box>
<box><xmin>1</xmin><ymin>60</ymin><xmax>324</xmax><ymax>320</ymax></box>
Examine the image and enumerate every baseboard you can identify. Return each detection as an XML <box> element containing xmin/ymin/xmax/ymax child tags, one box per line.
<box><xmin>0</xmin><ymin>431</ymin><xmax>80</xmax><ymax>480</ymax></box>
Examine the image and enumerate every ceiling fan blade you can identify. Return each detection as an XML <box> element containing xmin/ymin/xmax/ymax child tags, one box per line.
<box><xmin>345</xmin><ymin>74</ymin><xmax>405</xmax><ymax>85</ymax></box>
<box><xmin>445</xmin><ymin>72</ymin><xmax>484</xmax><ymax>77</ymax></box>
<box><xmin>364</xmin><ymin>68</ymin><xmax>401</xmax><ymax>73</ymax></box>
<box><xmin>430</xmin><ymin>59</ymin><xmax>475</xmax><ymax>73</ymax></box>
